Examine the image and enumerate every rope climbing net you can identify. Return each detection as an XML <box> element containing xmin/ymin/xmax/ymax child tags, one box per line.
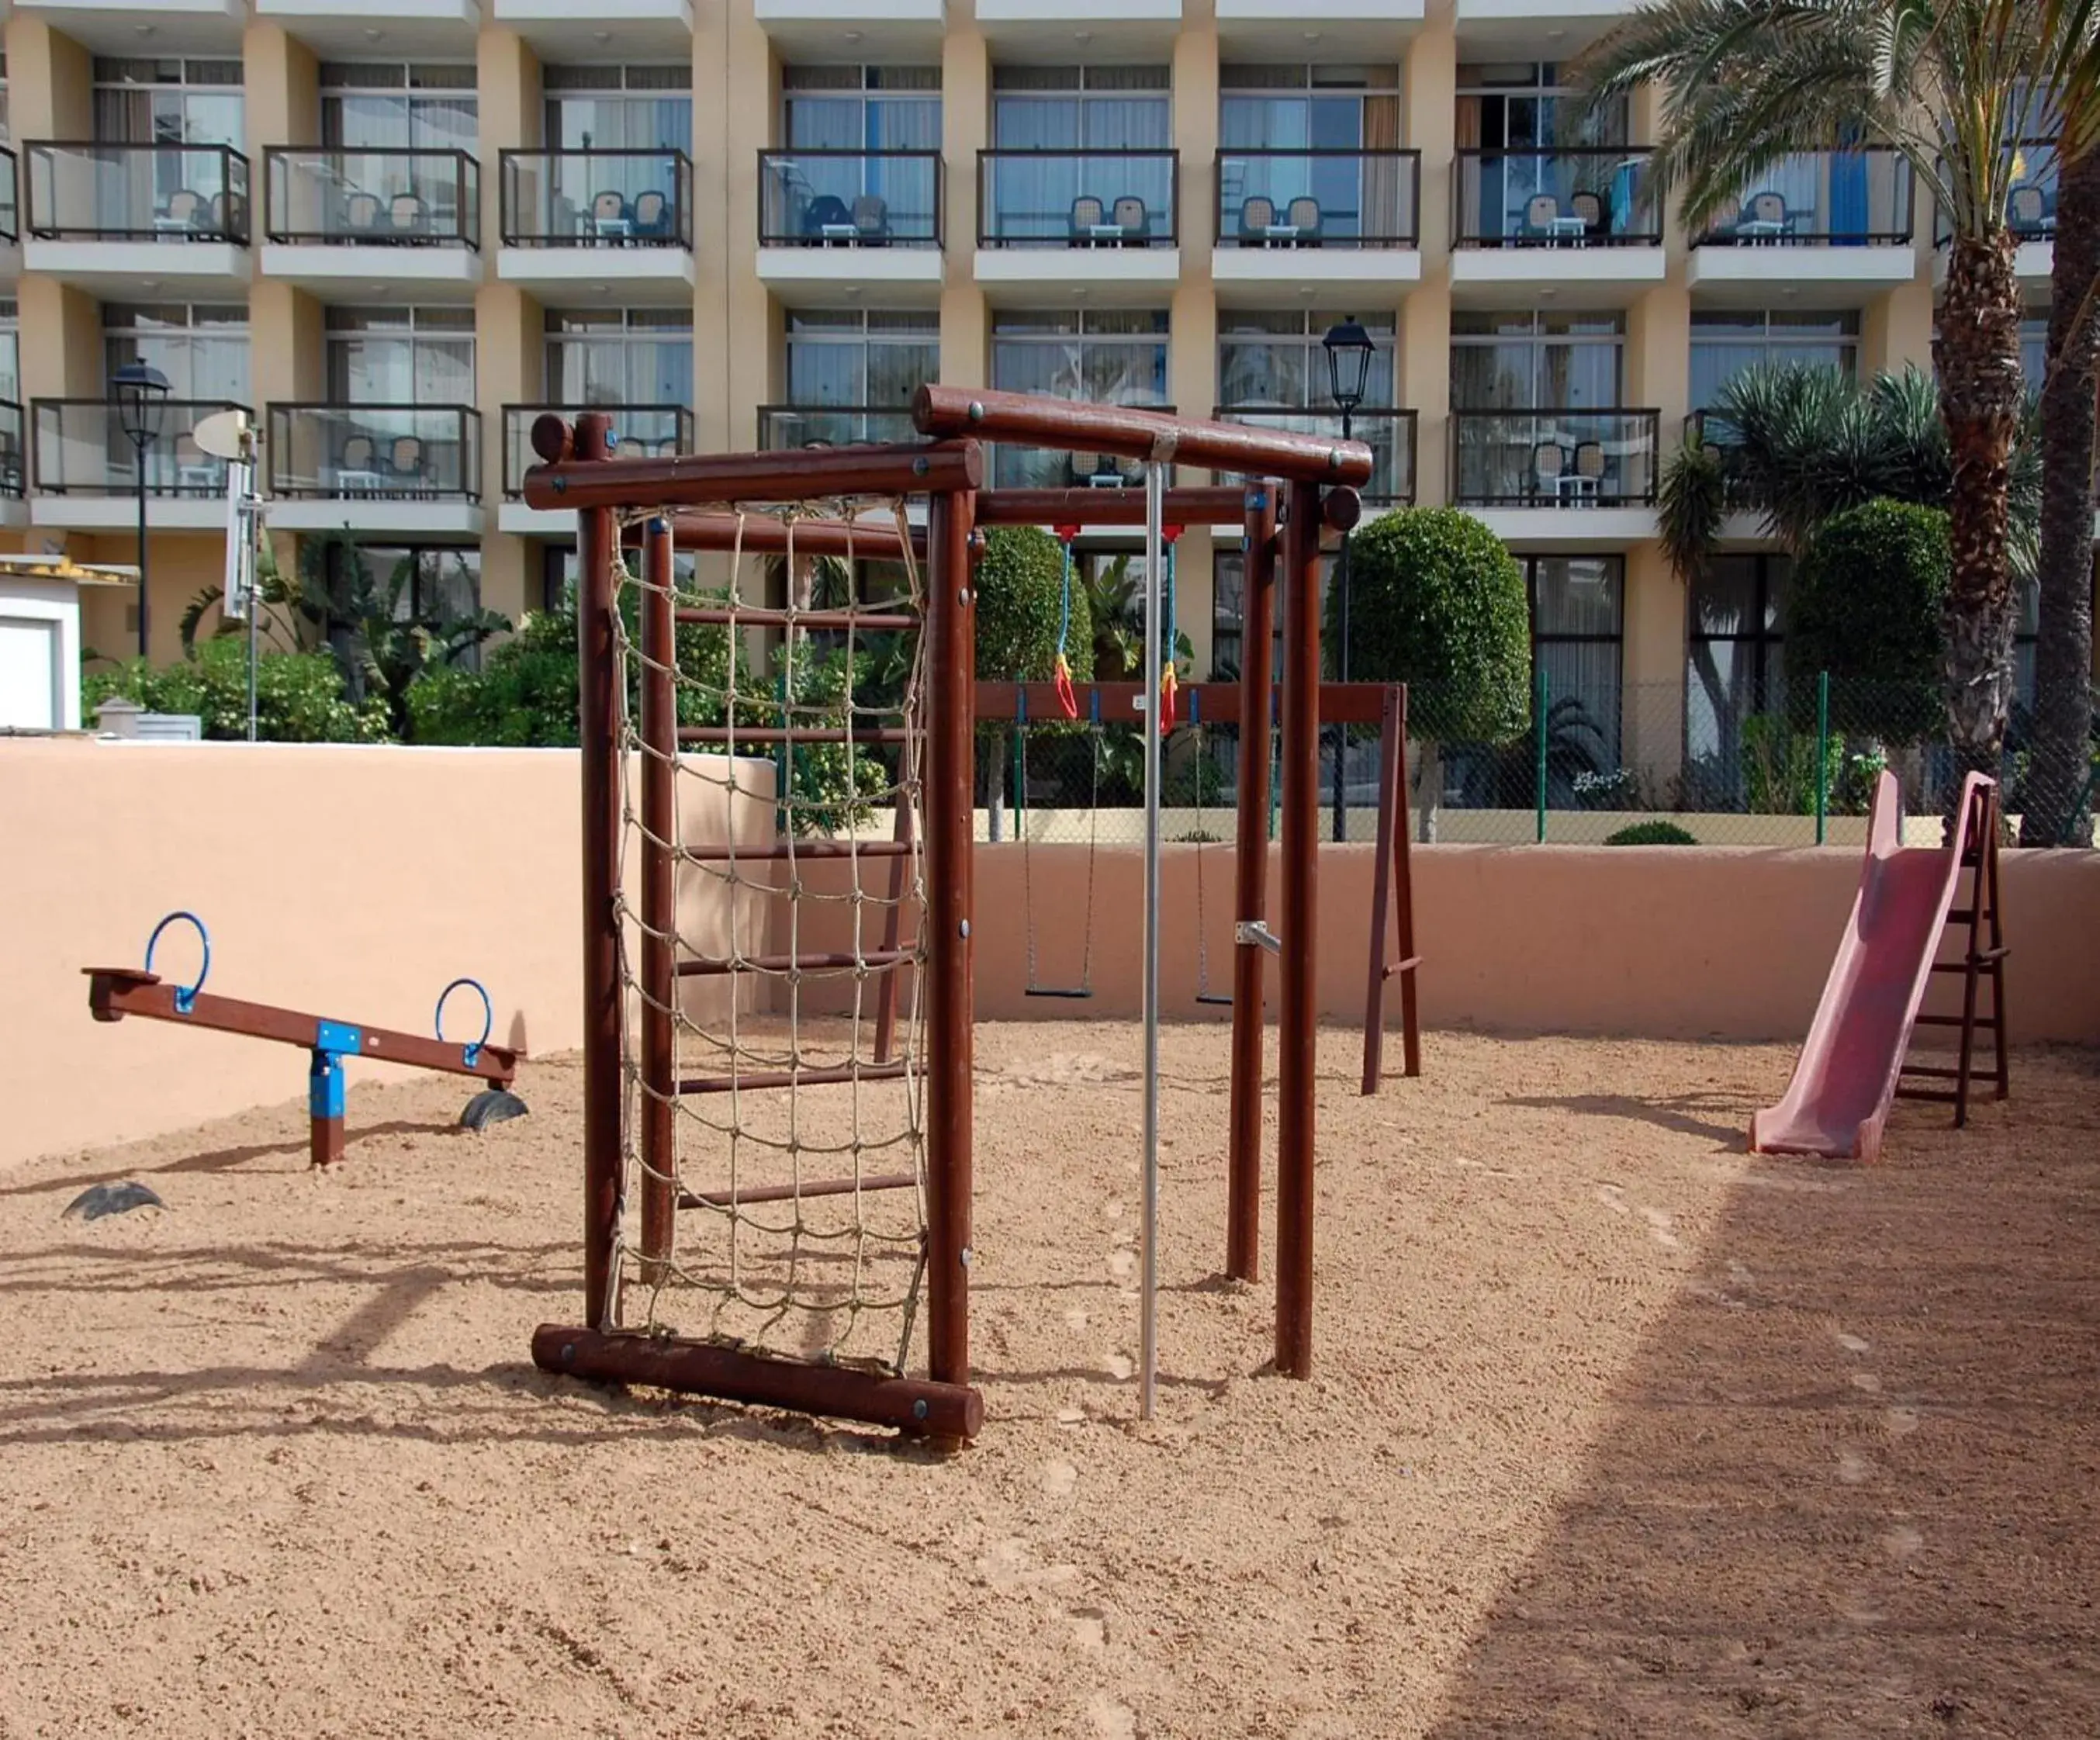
<box><xmin>609</xmin><ymin>495</ymin><xmax>932</xmax><ymax>1375</ymax></box>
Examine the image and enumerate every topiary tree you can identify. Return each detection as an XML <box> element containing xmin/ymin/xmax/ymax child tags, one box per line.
<box><xmin>1327</xmin><ymin>507</ymin><xmax>1531</xmax><ymax>839</ymax></box>
<box><xmin>1605</xmin><ymin>819</ymin><xmax>1698</xmax><ymax>846</ymax></box>
<box><xmin>973</xmin><ymin>525</ymin><xmax>1093</xmax><ymax>839</ymax></box>
<box><xmin>1788</xmin><ymin>498</ymin><xmax>1950</xmax><ymax>748</ymax></box>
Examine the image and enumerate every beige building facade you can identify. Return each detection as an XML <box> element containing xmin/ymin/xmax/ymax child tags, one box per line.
<box><xmin>0</xmin><ymin>0</ymin><xmax>2078</xmax><ymax>784</ymax></box>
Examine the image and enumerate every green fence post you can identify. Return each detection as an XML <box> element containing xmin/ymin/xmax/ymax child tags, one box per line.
<box><xmin>1534</xmin><ymin>665</ymin><xmax>1548</xmax><ymax>845</ymax></box>
<box><xmin>1011</xmin><ymin>725</ymin><xmax>1025</xmax><ymax>828</ymax></box>
<box><xmin>1815</xmin><ymin>669</ymin><xmax>1830</xmax><ymax>846</ymax></box>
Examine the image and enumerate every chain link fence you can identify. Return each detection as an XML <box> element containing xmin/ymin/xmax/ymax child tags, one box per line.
<box><xmin>967</xmin><ymin>676</ymin><xmax>2098</xmax><ymax>849</ymax></box>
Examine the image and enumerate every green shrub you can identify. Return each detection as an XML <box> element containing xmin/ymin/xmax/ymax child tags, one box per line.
<box><xmin>974</xmin><ymin>524</ymin><xmax>1094</xmax><ymax>683</ymax></box>
<box><xmin>406</xmin><ymin>607</ymin><xmax>581</xmax><ymax>746</ymax></box>
<box><xmin>1789</xmin><ymin>499</ymin><xmax>1949</xmax><ymax>742</ymax></box>
<box><xmin>1742</xmin><ymin>712</ymin><xmax>1846</xmax><ymax>815</ymax></box>
<box><xmin>1328</xmin><ymin>507</ymin><xmax>1531</xmax><ymax>744</ymax></box>
<box><xmin>1604</xmin><ymin>819</ymin><xmax>1699</xmax><ymax>846</ymax></box>
<box><xmin>85</xmin><ymin>638</ymin><xmax>389</xmax><ymax>742</ymax></box>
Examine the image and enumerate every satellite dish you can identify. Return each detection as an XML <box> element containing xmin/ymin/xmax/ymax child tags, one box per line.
<box><xmin>191</xmin><ymin>407</ymin><xmax>251</xmax><ymax>461</ymax></box>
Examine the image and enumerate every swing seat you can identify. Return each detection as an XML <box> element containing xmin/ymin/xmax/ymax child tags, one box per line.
<box><xmin>1195</xmin><ymin>991</ymin><xmax>1232</xmax><ymax>1007</ymax></box>
<box><xmin>1025</xmin><ymin>985</ymin><xmax>1095</xmax><ymax>1000</ymax></box>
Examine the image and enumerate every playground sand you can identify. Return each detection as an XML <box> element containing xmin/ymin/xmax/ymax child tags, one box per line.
<box><xmin>2</xmin><ymin>1027</ymin><xmax>2096</xmax><ymax>1738</ymax></box>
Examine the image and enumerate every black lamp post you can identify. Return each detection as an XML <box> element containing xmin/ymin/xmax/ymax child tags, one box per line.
<box><xmin>1323</xmin><ymin>315</ymin><xmax>1374</xmax><ymax>841</ymax></box>
<box><xmin>112</xmin><ymin>362</ymin><xmax>171</xmax><ymax>659</ymax></box>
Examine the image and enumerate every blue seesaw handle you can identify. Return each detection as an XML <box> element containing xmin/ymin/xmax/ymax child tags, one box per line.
<box><xmin>143</xmin><ymin>911</ymin><xmax>209</xmax><ymax>1015</ymax></box>
<box><xmin>434</xmin><ymin>977</ymin><xmax>495</xmax><ymax>1069</ymax></box>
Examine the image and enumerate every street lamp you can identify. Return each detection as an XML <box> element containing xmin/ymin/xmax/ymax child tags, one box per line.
<box><xmin>1323</xmin><ymin>315</ymin><xmax>1375</xmax><ymax>840</ymax></box>
<box><xmin>111</xmin><ymin>362</ymin><xmax>171</xmax><ymax>659</ymax></box>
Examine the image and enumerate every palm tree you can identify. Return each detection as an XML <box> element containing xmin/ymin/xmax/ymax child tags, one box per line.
<box><xmin>1579</xmin><ymin>0</ymin><xmax>2074</xmax><ymax>788</ymax></box>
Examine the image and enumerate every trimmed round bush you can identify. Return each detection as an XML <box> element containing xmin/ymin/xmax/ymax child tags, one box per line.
<box><xmin>974</xmin><ymin>524</ymin><xmax>1094</xmax><ymax>683</ymax></box>
<box><xmin>1789</xmin><ymin>498</ymin><xmax>1949</xmax><ymax>742</ymax></box>
<box><xmin>1327</xmin><ymin>506</ymin><xmax>1531</xmax><ymax>743</ymax></box>
<box><xmin>1604</xmin><ymin>819</ymin><xmax>1699</xmax><ymax>846</ymax></box>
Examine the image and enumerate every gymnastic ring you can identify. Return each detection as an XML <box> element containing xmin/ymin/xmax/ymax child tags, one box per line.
<box><xmin>434</xmin><ymin>977</ymin><xmax>495</xmax><ymax>1068</ymax></box>
<box><xmin>144</xmin><ymin>910</ymin><xmax>210</xmax><ymax>1015</ymax></box>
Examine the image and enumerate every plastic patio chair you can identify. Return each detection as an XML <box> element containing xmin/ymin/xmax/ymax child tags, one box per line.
<box><xmin>1285</xmin><ymin>195</ymin><xmax>1322</xmax><ymax>245</ymax></box>
<box><xmin>1532</xmin><ymin>440</ymin><xmax>1567</xmax><ymax>500</ymax></box>
<box><xmin>161</xmin><ymin>189</ymin><xmax>206</xmax><ymax>230</ymax></box>
<box><xmin>1569</xmin><ymin>189</ymin><xmax>1605</xmax><ymax>237</ymax></box>
<box><xmin>388</xmin><ymin>193</ymin><xmax>427</xmax><ymax>239</ymax></box>
<box><xmin>388</xmin><ymin>435</ymin><xmax>426</xmax><ymax>487</ymax></box>
<box><xmin>2010</xmin><ymin>183</ymin><xmax>2050</xmax><ymax>238</ymax></box>
<box><xmin>338</xmin><ymin>433</ymin><xmax>379</xmax><ymax>493</ymax></box>
<box><xmin>852</xmin><ymin>194</ymin><xmax>891</xmax><ymax>244</ymax></box>
<box><xmin>1239</xmin><ymin>194</ymin><xmax>1276</xmax><ymax>244</ymax></box>
<box><xmin>1112</xmin><ymin>195</ymin><xmax>1150</xmax><ymax>244</ymax></box>
<box><xmin>1069</xmin><ymin>195</ymin><xmax>1107</xmax><ymax>245</ymax></box>
<box><xmin>590</xmin><ymin>189</ymin><xmax>629</xmax><ymax>238</ymax></box>
<box><xmin>342</xmin><ymin>190</ymin><xmax>383</xmax><ymax>236</ymax></box>
<box><xmin>803</xmin><ymin>193</ymin><xmax>853</xmax><ymax>243</ymax></box>
<box><xmin>1521</xmin><ymin>192</ymin><xmax>1560</xmax><ymax>240</ymax></box>
<box><xmin>1570</xmin><ymin>439</ymin><xmax>1607</xmax><ymax>502</ymax></box>
<box><xmin>1742</xmin><ymin>189</ymin><xmax>1789</xmax><ymax>240</ymax></box>
<box><xmin>630</xmin><ymin>189</ymin><xmax>670</xmax><ymax>237</ymax></box>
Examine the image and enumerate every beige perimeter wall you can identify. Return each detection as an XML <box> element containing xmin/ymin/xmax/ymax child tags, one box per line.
<box><xmin>5</xmin><ymin>742</ymin><xmax>2095</xmax><ymax>1171</ymax></box>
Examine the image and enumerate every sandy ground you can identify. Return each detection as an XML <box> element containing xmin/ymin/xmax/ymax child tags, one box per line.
<box><xmin>2</xmin><ymin>1026</ymin><xmax>2095</xmax><ymax>1739</ymax></box>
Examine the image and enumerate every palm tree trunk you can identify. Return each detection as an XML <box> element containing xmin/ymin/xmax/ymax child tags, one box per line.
<box><xmin>2024</xmin><ymin>144</ymin><xmax>2100</xmax><ymax>846</ymax></box>
<box><xmin>1936</xmin><ymin>233</ymin><xmax>2026</xmax><ymax>808</ymax></box>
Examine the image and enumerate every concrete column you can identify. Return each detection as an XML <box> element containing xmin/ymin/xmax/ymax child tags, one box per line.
<box><xmin>723</xmin><ymin>2</ymin><xmax>774</xmax><ymax>454</ymax></box>
<box><xmin>5</xmin><ymin>16</ymin><xmax>93</xmax><ymax>139</ymax></box>
<box><xmin>244</xmin><ymin>21</ymin><xmax>320</xmax><ymax>150</ymax></box>
<box><xmin>940</xmin><ymin>24</ymin><xmax>991</xmax><ymax>388</ymax></box>
<box><xmin>1168</xmin><ymin>18</ymin><xmax>1220</xmax><ymax>672</ymax></box>
<box><xmin>1863</xmin><ymin>282</ymin><xmax>1935</xmax><ymax>380</ymax></box>
<box><xmin>1403</xmin><ymin>16</ymin><xmax>1456</xmax><ymax>507</ymax></box>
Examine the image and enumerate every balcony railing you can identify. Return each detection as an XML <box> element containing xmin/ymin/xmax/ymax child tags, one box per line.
<box><xmin>500</xmin><ymin>150</ymin><xmax>692</xmax><ymax>249</ymax></box>
<box><xmin>987</xmin><ymin>403</ymin><xmax>1176</xmax><ymax>488</ymax></box>
<box><xmin>267</xmin><ymin>404</ymin><xmax>482</xmax><ymax>500</ymax></box>
<box><xmin>759</xmin><ymin>150</ymin><xmax>943</xmax><ymax>248</ymax></box>
<box><xmin>1454</xmin><ymin>147</ymin><xmax>1659</xmax><ymax>247</ymax></box>
<box><xmin>0</xmin><ymin>401</ymin><xmax>23</xmax><ymax>497</ymax></box>
<box><xmin>1697</xmin><ymin>149</ymin><xmax>1913</xmax><ymax>245</ymax></box>
<box><xmin>1937</xmin><ymin>140</ymin><xmax>2058</xmax><ymax>244</ymax></box>
<box><xmin>503</xmin><ymin>403</ymin><xmax>693</xmax><ymax>496</ymax></box>
<box><xmin>757</xmin><ymin>405</ymin><xmax>921</xmax><ymax>450</ymax></box>
<box><xmin>263</xmin><ymin>148</ymin><xmax>480</xmax><ymax>247</ymax></box>
<box><xmin>1683</xmin><ymin>409</ymin><xmax>1759</xmax><ymax>510</ymax></box>
<box><xmin>25</xmin><ymin>142</ymin><xmax>251</xmax><ymax>243</ymax></box>
<box><xmin>1213</xmin><ymin>406</ymin><xmax>1417</xmax><ymax>506</ymax></box>
<box><xmin>31</xmin><ymin>398</ymin><xmax>251</xmax><ymax>495</ymax></box>
<box><xmin>0</xmin><ymin>147</ymin><xmax>17</xmax><ymax>244</ymax></box>
<box><xmin>1215</xmin><ymin>150</ymin><xmax>1420</xmax><ymax>248</ymax></box>
<box><xmin>1451</xmin><ymin>410</ymin><xmax>1661</xmax><ymax>507</ymax></box>
<box><xmin>977</xmin><ymin>150</ymin><xmax>1178</xmax><ymax>248</ymax></box>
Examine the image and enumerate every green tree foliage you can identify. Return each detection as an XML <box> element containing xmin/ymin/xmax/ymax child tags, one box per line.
<box><xmin>974</xmin><ymin>525</ymin><xmax>1094</xmax><ymax>682</ymax></box>
<box><xmin>1790</xmin><ymin>499</ymin><xmax>1950</xmax><ymax>742</ymax></box>
<box><xmin>1328</xmin><ymin>506</ymin><xmax>1531</xmax><ymax>744</ymax></box>
<box><xmin>84</xmin><ymin>637</ymin><xmax>389</xmax><ymax>742</ymax></box>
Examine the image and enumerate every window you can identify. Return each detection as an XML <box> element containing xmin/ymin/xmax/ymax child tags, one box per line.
<box><xmin>991</xmin><ymin>310</ymin><xmax>1168</xmax><ymax>486</ymax></box>
<box><xmin>2021</xmin><ymin>313</ymin><xmax>2050</xmax><ymax>389</ymax></box>
<box><xmin>543</xmin><ymin>64</ymin><xmax>691</xmax><ymax>152</ymax></box>
<box><xmin>1219</xmin><ymin>310</ymin><xmax>1394</xmax><ymax>409</ymax></box>
<box><xmin>93</xmin><ymin>57</ymin><xmax>244</xmax><ymax>148</ymax></box>
<box><xmin>1529</xmin><ymin>556</ymin><xmax>1624</xmax><ymax>766</ymax></box>
<box><xmin>320</xmin><ymin>63</ymin><xmax>478</xmax><ymax>152</ymax></box>
<box><xmin>0</xmin><ymin>53</ymin><xmax>9</xmax><ymax>145</ymax></box>
<box><xmin>105</xmin><ymin>304</ymin><xmax>249</xmax><ymax>403</ymax></box>
<box><xmin>1690</xmin><ymin>310</ymin><xmax>1858</xmax><ymax>410</ymax></box>
<box><xmin>1212</xmin><ymin>548</ymin><xmax>1333</xmax><ymax>680</ymax></box>
<box><xmin>784</xmin><ymin>309</ymin><xmax>939</xmax><ymax>406</ymax></box>
<box><xmin>1685</xmin><ymin>554</ymin><xmax>1787</xmax><ymax>804</ymax></box>
<box><xmin>1219</xmin><ymin>63</ymin><xmax>1398</xmax><ymax>150</ymax></box>
<box><xmin>329</xmin><ymin>544</ymin><xmax>483</xmax><ymax>652</ymax></box>
<box><xmin>991</xmin><ymin>65</ymin><xmax>1170</xmax><ymax>149</ymax></box>
<box><xmin>781</xmin><ymin>65</ymin><xmax>940</xmax><ymax>151</ymax></box>
<box><xmin>541</xmin><ymin>541</ymin><xmax>695</xmax><ymax>614</ymax></box>
<box><xmin>0</xmin><ymin>299</ymin><xmax>17</xmax><ymax>405</ymax></box>
<box><xmin>326</xmin><ymin>306</ymin><xmax>474</xmax><ymax>403</ymax></box>
<box><xmin>1455</xmin><ymin>63</ymin><xmax>1624</xmax><ymax>150</ymax></box>
<box><xmin>545</xmin><ymin>308</ymin><xmax>691</xmax><ymax>406</ymax></box>
<box><xmin>1451</xmin><ymin>310</ymin><xmax>1623</xmax><ymax>408</ymax></box>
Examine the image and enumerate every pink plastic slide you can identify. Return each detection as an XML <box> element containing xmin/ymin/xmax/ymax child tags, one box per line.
<box><xmin>1750</xmin><ymin>769</ymin><xmax>1991</xmax><ymax>1163</ymax></box>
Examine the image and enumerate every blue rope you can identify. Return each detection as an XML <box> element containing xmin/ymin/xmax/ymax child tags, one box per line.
<box><xmin>1055</xmin><ymin>537</ymin><xmax>1074</xmax><ymax>659</ymax></box>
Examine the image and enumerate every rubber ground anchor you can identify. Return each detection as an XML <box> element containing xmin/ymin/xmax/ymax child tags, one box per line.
<box><xmin>64</xmin><ymin>1181</ymin><xmax>167</xmax><ymax>1221</ymax></box>
<box><xmin>461</xmin><ymin>1089</ymin><xmax>529</xmax><ymax>1131</ymax></box>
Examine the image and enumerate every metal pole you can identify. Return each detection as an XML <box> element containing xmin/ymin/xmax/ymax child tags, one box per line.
<box><xmin>1815</xmin><ymin>669</ymin><xmax>1831</xmax><ymax>846</ymax></box>
<box><xmin>1226</xmin><ymin>484</ymin><xmax>1276</xmax><ymax>1283</ymax></box>
<box><xmin>925</xmin><ymin>485</ymin><xmax>977</xmax><ymax>1399</ymax></box>
<box><xmin>1140</xmin><ymin>459</ymin><xmax>1164</xmax><ymax>1422</ymax></box>
<box><xmin>1534</xmin><ymin>664</ymin><xmax>1549</xmax><ymax>845</ymax></box>
<box><xmin>1331</xmin><ymin>405</ymin><xmax>1352</xmax><ymax>844</ymax></box>
<box><xmin>1276</xmin><ymin>479</ymin><xmax>1323</xmax><ymax>1380</ymax></box>
<box><xmin>574</xmin><ymin>410</ymin><xmax>623</xmax><ymax>1332</ymax></box>
<box><xmin>134</xmin><ymin>441</ymin><xmax>150</xmax><ymax>659</ymax></box>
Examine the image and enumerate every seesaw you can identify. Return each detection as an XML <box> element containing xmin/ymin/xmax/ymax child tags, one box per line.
<box><xmin>84</xmin><ymin>911</ymin><xmax>528</xmax><ymax>1168</ymax></box>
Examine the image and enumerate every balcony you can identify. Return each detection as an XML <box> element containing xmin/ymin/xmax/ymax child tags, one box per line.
<box><xmin>261</xmin><ymin>149</ymin><xmax>483</xmax><ymax>293</ymax></box>
<box><xmin>1213</xmin><ymin>407</ymin><xmax>1416</xmax><ymax>508</ymax></box>
<box><xmin>27</xmin><ymin>399</ymin><xmax>249</xmax><ymax>531</ymax></box>
<box><xmin>497</xmin><ymin>150</ymin><xmax>694</xmax><ymax>302</ymax></box>
<box><xmin>0</xmin><ymin>401</ymin><xmax>24</xmax><ymax>528</ymax></box>
<box><xmin>987</xmin><ymin>403</ymin><xmax>1175</xmax><ymax>492</ymax></box>
<box><xmin>1213</xmin><ymin>150</ymin><xmax>1420</xmax><ymax>297</ymax></box>
<box><xmin>757</xmin><ymin>406</ymin><xmax>920</xmax><ymax>451</ymax></box>
<box><xmin>1451</xmin><ymin>408</ymin><xmax>1660</xmax><ymax>545</ymax></box>
<box><xmin>255</xmin><ymin>0</ymin><xmax>482</xmax><ymax>42</ymax></box>
<box><xmin>499</xmin><ymin>403</ymin><xmax>692</xmax><ymax>533</ymax></box>
<box><xmin>265</xmin><ymin>403</ymin><xmax>484</xmax><ymax>537</ymax></box>
<box><xmin>1452</xmin><ymin>0</ymin><xmax>1634</xmax><ymax>48</ymax></box>
<box><xmin>1451</xmin><ymin>147</ymin><xmax>1663</xmax><ymax>302</ymax></box>
<box><xmin>22</xmin><ymin>143</ymin><xmax>251</xmax><ymax>292</ymax></box>
<box><xmin>1936</xmin><ymin>140</ymin><xmax>2057</xmax><ymax>289</ymax></box>
<box><xmin>1690</xmin><ymin>150</ymin><xmax>1915</xmax><ymax>302</ymax></box>
<box><xmin>757</xmin><ymin>150</ymin><xmax>945</xmax><ymax>306</ymax></box>
<box><xmin>0</xmin><ymin>147</ymin><xmax>19</xmax><ymax>278</ymax></box>
<box><xmin>975</xmin><ymin>150</ymin><xmax>1179</xmax><ymax>303</ymax></box>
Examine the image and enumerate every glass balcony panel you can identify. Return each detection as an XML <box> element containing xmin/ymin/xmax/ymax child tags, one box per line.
<box><xmin>758</xmin><ymin>151</ymin><xmax>942</xmax><ymax>247</ymax></box>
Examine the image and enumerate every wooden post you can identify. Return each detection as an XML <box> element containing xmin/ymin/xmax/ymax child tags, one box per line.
<box><xmin>1394</xmin><ymin>684</ymin><xmax>1420</xmax><ymax>1080</ymax></box>
<box><xmin>1361</xmin><ymin>683</ymin><xmax>1423</xmax><ymax>1092</ymax></box>
<box><xmin>638</xmin><ymin>516</ymin><xmax>677</xmax><ymax>1285</ymax></box>
<box><xmin>1275</xmin><ymin>480</ymin><xmax>1322</xmax><ymax>1379</ymax></box>
<box><xmin>925</xmin><ymin>484</ymin><xmax>977</xmax><ymax>1396</ymax></box>
<box><xmin>576</xmin><ymin>410</ymin><xmax>623</xmax><ymax>1332</ymax></box>
<box><xmin>1226</xmin><ymin>485</ymin><xmax>1276</xmax><ymax>1283</ymax></box>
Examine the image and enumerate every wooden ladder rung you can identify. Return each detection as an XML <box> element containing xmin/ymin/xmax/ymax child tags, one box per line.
<box><xmin>1914</xmin><ymin>1012</ymin><xmax>1999</xmax><ymax>1029</ymax></box>
<box><xmin>678</xmin><ymin>948</ymin><xmax>916</xmax><ymax>977</ymax></box>
<box><xmin>679</xmin><ymin>1170</ymin><xmax>917</xmax><ymax>1210</ymax></box>
<box><xmin>1900</xmin><ymin>1064</ymin><xmax>1968</xmax><ymax>1080</ymax></box>
<box><xmin>683</xmin><ymin>840</ymin><xmax>915</xmax><ymax>862</ymax></box>
<box><xmin>1382</xmin><ymin>955</ymin><xmax>1423</xmax><ymax>979</ymax></box>
<box><xmin>677</xmin><ymin>725</ymin><xmax>911</xmax><ymax>745</ymax></box>
<box><xmin>1894</xmin><ymin>1086</ymin><xmax>1962</xmax><ymax>1104</ymax></box>
<box><xmin>676</xmin><ymin>606</ymin><xmax>919</xmax><ymax>631</ymax></box>
<box><xmin>676</xmin><ymin>1061</ymin><xmax>908</xmax><ymax>1095</ymax></box>
<box><xmin>1931</xmin><ymin>948</ymin><xmax>2009</xmax><ymax>971</ymax></box>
